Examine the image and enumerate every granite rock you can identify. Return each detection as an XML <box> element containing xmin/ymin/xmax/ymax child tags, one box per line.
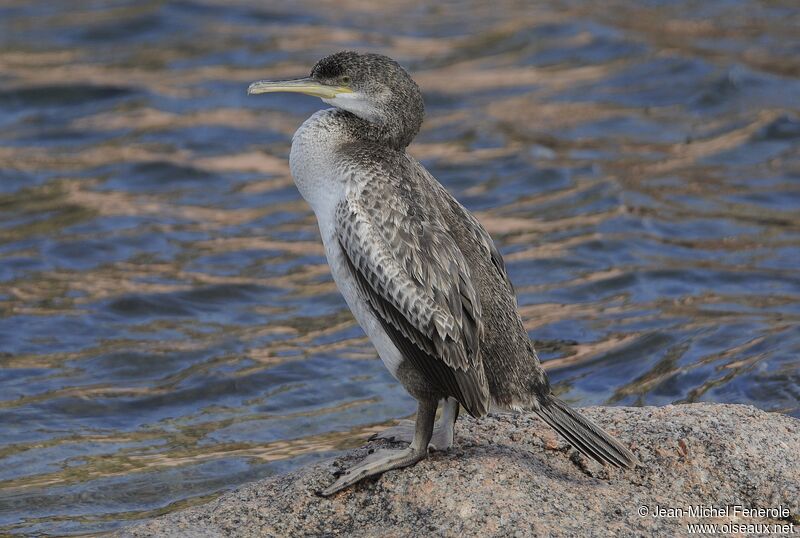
<box><xmin>117</xmin><ymin>404</ymin><xmax>799</xmax><ymax>537</ymax></box>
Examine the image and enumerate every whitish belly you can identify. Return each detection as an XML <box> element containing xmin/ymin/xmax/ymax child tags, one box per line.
<box><xmin>317</xmin><ymin>221</ymin><xmax>405</xmax><ymax>379</ymax></box>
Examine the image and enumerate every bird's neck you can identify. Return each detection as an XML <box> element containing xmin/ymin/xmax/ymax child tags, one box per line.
<box><xmin>289</xmin><ymin>107</ymin><xmax>423</xmax><ymax>210</ymax></box>
<box><xmin>339</xmin><ymin>111</ymin><xmax>417</xmax><ymax>151</ymax></box>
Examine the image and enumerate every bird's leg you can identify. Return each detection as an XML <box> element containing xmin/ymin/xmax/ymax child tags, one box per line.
<box><xmin>320</xmin><ymin>398</ymin><xmax>436</xmax><ymax>496</ymax></box>
<box><xmin>433</xmin><ymin>397</ymin><xmax>459</xmax><ymax>450</ymax></box>
<box><xmin>370</xmin><ymin>397</ymin><xmax>460</xmax><ymax>451</ymax></box>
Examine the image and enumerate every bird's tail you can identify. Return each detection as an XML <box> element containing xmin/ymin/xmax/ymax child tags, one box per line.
<box><xmin>534</xmin><ymin>395</ymin><xmax>639</xmax><ymax>468</ymax></box>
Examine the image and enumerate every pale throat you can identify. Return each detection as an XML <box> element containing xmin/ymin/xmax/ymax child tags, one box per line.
<box><xmin>322</xmin><ymin>92</ymin><xmax>385</xmax><ymax>124</ymax></box>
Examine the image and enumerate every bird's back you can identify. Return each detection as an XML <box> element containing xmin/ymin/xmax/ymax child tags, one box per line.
<box><xmin>413</xmin><ymin>160</ymin><xmax>552</xmax><ymax>410</ymax></box>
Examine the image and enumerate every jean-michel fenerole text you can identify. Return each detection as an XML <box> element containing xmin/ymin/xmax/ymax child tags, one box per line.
<box><xmin>650</xmin><ymin>504</ymin><xmax>790</xmax><ymax>520</ymax></box>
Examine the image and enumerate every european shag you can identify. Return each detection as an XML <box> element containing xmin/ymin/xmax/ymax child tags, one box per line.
<box><xmin>248</xmin><ymin>51</ymin><xmax>637</xmax><ymax>496</ymax></box>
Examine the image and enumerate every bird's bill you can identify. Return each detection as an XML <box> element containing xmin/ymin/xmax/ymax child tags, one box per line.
<box><xmin>247</xmin><ymin>77</ymin><xmax>352</xmax><ymax>98</ymax></box>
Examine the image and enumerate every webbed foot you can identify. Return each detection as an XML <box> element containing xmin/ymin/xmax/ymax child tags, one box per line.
<box><xmin>319</xmin><ymin>447</ymin><xmax>427</xmax><ymax>496</ymax></box>
<box><xmin>320</xmin><ymin>398</ymin><xmax>438</xmax><ymax>496</ymax></box>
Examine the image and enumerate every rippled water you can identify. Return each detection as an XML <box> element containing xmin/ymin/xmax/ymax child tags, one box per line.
<box><xmin>1</xmin><ymin>0</ymin><xmax>798</xmax><ymax>534</ymax></box>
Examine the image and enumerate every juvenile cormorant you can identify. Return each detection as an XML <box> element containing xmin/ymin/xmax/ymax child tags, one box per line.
<box><xmin>248</xmin><ymin>51</ymin><xmax>637</xmax><ymax>496</ymax></box>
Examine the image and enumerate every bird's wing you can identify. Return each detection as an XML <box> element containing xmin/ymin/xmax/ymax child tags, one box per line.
<box><xmin>421</xmin><ymin>166</ymin><xmax>514</xmax><ymax>292</ymax></box>
<box><xmin>335</xmin><ymin>185</ymin><xmax>490</xmax><ymax>417</ymax></box>
<box><xmin>450</xmin><ymin>196</ymin><xmax>514</xmax><ymax>292</ymax></box>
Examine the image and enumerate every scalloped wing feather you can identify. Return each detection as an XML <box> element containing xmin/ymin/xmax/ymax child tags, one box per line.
<box><xmin>335</xmin><ymin>190</ymin><xmax>489</xmax><ymax>417</ymax></box>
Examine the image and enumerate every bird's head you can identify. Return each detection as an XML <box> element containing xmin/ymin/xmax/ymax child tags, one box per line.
<box><xmin>248</xmin><ymin>51</ymin><xmax>424</xmax><ymax>148</ymax></box>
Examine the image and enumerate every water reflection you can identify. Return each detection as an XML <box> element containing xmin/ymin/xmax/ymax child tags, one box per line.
<box><xmin>0</xmin><ymin>0</ymin><xmax>798</xmax><ymax>534</ymax></box>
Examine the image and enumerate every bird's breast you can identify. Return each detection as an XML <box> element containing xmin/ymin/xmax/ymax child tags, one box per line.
<box><xmin>289</xmin><ymin>109</ymin><xmax>349</xmax><ymax>214</ymax></box>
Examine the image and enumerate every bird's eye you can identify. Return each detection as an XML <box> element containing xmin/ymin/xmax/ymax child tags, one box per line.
<box><xmin>341</xmin><ymin>75</ymin><xmax>351</xmax><ymax>84</ymax></box>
